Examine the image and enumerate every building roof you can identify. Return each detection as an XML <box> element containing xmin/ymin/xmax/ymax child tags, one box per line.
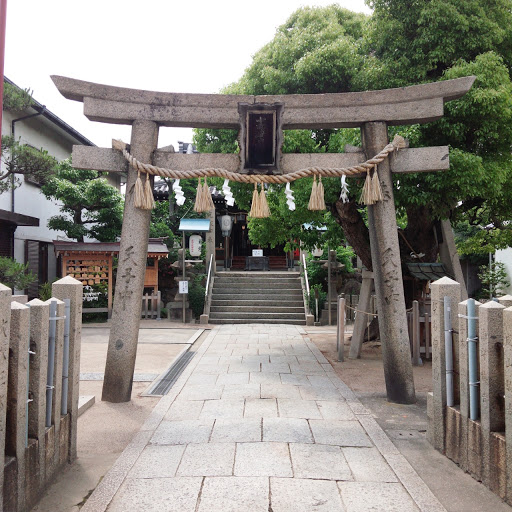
<box><xmin>406</xmin><ymin>262</ymin><xmax>453</xmax><ymax>281</ymax></box>
<box><xmin>53</xmin><ymin>238</ymin><xmax>169</xmax><ymax>256</ymax></box>
<box><xmin>0</xmin><ymin>209</ymin><xmax>39</xmax><ymax>226</ymax></box>
<box><xmin>178</xmin><ymin>218</ymin><xmax>211</xmax><ymax>232</ymax></box>
<box><xmin>4</xmin><ymin>77</ymin><xmax>95</xmax><ymax>147</ymax></box>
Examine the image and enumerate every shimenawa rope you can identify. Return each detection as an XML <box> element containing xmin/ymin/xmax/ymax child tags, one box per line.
<box><xmin>112</xmin><ymin>135</ymin><xmax>406</xmax><ymax>211</ymax></box>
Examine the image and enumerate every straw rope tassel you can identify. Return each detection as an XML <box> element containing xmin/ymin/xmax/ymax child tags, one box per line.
<box><xmin>203</xmin><ymin>178</ymin><xmax>215</xmax><ymax>211</ymax></box>
<box><xmin>371</xmin><ymin>165</ymin><xmax>383</xmax><ymax>203</ymax></box>
<box><xmin>317</xmin><ymin>176</ymin><xmax>326</xmax><ymax>210</ymax></box>
<box><xmin>308</xmin><ymin>176</ymin><xmax>318</xmax><ymax>210</ymax></box>
<box><xmin>249</xmin><ymin>183</ymin><xmax>260</xmax><ymax>217</ymax></box>
<box><xmin>259</xmin><ymin>185</ymin><xmax>271</xmax><ymax>218</ymax></box>
<box><xmin>134</xmin><ymin>170</ymin><xmax>145</xmax><ymax>209</ymax></box>
<box><xmin>194</xmin><ymin>178</ymin><xmax>204</xmax><ymax>212</ymax></box>
<box><xmin>359</xmin><ymin>170</ymin><xmax>373</xmax><ymax>205</ymax></box>
<box><xmin>143</xmin><ymin>172</ymin><xmax>155</xmax><ymax>210</ymax></box>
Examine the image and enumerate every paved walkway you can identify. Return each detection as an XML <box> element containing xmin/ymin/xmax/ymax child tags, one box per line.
<box><xmin>81</xmin><ymin>324</ymin><xmax>445</xmax><ymax>512</ymax></box>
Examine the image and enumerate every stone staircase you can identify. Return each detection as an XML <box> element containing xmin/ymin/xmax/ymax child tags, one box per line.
<box><xmin>209</xmin><ymin>271</ymin><xmax>306</xmax><ymax>324</ymax></box>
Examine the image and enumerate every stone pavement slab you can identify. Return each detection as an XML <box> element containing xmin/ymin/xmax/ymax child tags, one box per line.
<box><xmin>107</xmin><ymin>477</ymin><xmax>202</xmax><ymax>512</ymax></box>
<box><xmin>81</xmin><ymin>324</ymin><xmax>446</xmax><ymax>512</ymax></box>
<box><xmin>198</xmin><ymin>477</ymin><xmax>269</xmax><ymax>512</ymax></box>
<box><xmin>210</xmin><ymin>418</ymin><xmax>262</xmax><ymax>443</ymax></box>
<box><xmin>234</xmin><ymin>442</ymin><xmax>293</xmax><ymax>477</ymax></box>
<box><xmin>271</xmin><ymin>477</ymin><xmax>346</xmax><ymax>511</ymax></box>
<box><xmin>338</xmin><ymin>481</ymin><xmax>420</xmax><ymax>511</ymax></box>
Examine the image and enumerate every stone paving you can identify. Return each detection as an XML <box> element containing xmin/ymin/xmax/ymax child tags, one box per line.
<box><xmin>81</xmin><ymin>324</ymin><xmax>446</xmax><ymax>512</ymax></box>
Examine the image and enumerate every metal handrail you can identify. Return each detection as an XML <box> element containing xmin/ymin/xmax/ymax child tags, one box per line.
<box><xmin>303</xmin><ymin>253</ymin><xmax>310</xmax><ymax>299</ymax></box>
<box><xmin>203</xmin><ymin>254</ymin><xmax>214</xmax><ymax>316</ymax></box>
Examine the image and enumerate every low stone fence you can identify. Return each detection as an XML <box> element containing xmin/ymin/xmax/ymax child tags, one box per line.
<box><xmin>0</xmin><ymin>276</ymin><xmax>82</xmax><ymax>512</ymax></box>
<box><xmin>427</xmin><ymin>277</ymin><xmax>512</xmax><ymax>503</ymax></box>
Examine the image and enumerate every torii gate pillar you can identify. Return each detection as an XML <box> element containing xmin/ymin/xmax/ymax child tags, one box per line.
<box><xmin>363</xmin><ymin>122</ymin><xmax>415</xmax><ymax>404</ymax></box>
<box><xmin>102</xmin><ymin>120</ymin><xmax>158</xmax><ymax>403</ymax></box>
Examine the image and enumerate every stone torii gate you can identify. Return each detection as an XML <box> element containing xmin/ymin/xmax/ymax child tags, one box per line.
<box><xmin>52</xmin><ymin>75</ymin><xmax>475</xmax><ymax>404</ymax></box>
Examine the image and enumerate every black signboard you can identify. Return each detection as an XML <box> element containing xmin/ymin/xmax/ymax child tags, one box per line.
<box><xmin>246</xmin><ymin>111</ymin><xmax>276</xmax><ymax>168</ymax></box>
<box><xmin>238</xmin><ymin>103</ymin><xmax>283</xmax><ymax>173</ymax></box>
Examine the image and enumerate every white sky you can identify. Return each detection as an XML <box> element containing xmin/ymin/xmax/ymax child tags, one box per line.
<box><xmin>4</xmin><ymin>0</ymin><xmax>371</xmax><ymax>149</ymax></box>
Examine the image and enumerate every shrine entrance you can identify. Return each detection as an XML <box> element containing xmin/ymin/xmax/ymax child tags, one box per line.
<box><xmin>52</xmin><ymin>74</ymin><xmax>475</xmax><ymax>404</ymax></box>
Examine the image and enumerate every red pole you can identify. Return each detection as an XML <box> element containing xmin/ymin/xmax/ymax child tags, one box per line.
<box><xmin>0</xmin><ymin>0</ymin><xmax>7</xmax><ymax>157</ymax></box>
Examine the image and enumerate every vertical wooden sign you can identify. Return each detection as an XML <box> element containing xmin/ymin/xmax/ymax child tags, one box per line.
<box><xmin>238</xmin><ymin>103</ymin><xmax>283</xmax><ymax>173</ymax></box>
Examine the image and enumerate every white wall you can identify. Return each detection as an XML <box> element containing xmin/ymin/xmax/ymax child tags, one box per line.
<box><xmin>1</xmin><ymin>106</ymin><xmax>100</xmax><ymax>288</ymax></box>
<box><xmin>496</xmin><ymin>248</ymin><xmax>512</xmax><ymax>294</ymax></box>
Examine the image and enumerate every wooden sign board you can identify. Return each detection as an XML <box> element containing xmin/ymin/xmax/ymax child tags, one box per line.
<box><xmin>238</xmin><ymin>102</ymin><xmax>283</xmax><ymax>173</ymax></box>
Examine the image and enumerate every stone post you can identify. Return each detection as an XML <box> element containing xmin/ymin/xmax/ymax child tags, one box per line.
<box><xmin>362</xmin><ymin>122</ymin><xmax>415</xmax><ymax>404</ymax></box>
<box><xmin>499</xmin><ymin>295</ymin><xmax>512</xmax><ymax>308</ymax></box>
<box><xmin>479</xmin><ymin>301</ymin><xmax>506</xmax><ymax>487</ymax></box>
<box><xmin>52</xmin><ymin>276</ymin><xmax>83</xmax><ymax>461</ymax></box>
<box><xmin>349</xmin><ymin>270</ymin><xmax>373</xmax><ymax>359</ymax></box>
<box><xmin>503</xmin><ymin>306</ymin><xmax>512</xmax><ymax>504</ymax></box>
<box><xmin>26</xmin><ymin>299</ymin><xmax>49</xmax><ymax>487</ymax></box>
<box><xmin>103</xmin><ymin>120</ymin><xmax>159</xmax><ymax>403</ymax></box>
<box><xmin>7</xmin><ymin>302</ymin><xmax>30</xmax><ymax>512</ymax></box>
<box><xmin>430</xmin><ymin>277</ymin><xmax>461</xmax><ymax>452</ymax></box>
<box><xmin>458</xmin><ymin>299</ymin><xmax>481</xmax><ymax>473</ymax></box>
<box><xmin>0</xmin><ymin>284</ymin><xmax>11</xmax><ymax>512</ymax></box>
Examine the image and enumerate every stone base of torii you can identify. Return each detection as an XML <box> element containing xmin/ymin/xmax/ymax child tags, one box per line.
<box><xmin>51</xmin><ymin>74</ymin><xmax>475</xmax><ymax>404</ymax></box>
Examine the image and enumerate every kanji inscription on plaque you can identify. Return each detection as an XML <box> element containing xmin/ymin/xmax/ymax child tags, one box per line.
<box><xmin>238</xmin><ymin>102</ymin><xmax>283</xmax><ymax>173</ymax></box>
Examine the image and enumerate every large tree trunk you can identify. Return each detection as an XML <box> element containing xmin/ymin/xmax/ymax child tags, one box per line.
<box><xmin>402</xmin><ymin>205</ymin><xmax>438</xmax><ymax>262</ymax></box>
<box><xmin>332</xmin><ymin>200</ymin><xmax>372</xmax><ymax>270</ymax></box>
<box><xmin>331</xmin><ymin>200</ymin><xmax>438</xmax><ymax>271</ymax></box>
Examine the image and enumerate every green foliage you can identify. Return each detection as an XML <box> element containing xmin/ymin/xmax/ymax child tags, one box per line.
<box><xmin>305</xmin><ymin>246</ymin><xmax>355</xmax><ymax>289</ymax></box>
<box><xmin>477</xmin><ymin>261</ymin><xmax>510</xmax><ymax>299</ymax></box>
<box><xmin>193</xmin><ymin>129</ymin><xmax>239</xmax><ymax>154</ymax></box>
<box><xmin>188</xmin><ymin>274</ymin><xmax>206</xmax><ymax>319</ymax></box>
<box><xmin>2</xmin><ymin>82</ymin><xmax>33</xmax><ymax>111</ymax></box>
<box><xmin>308</xmin><ymin>283</ymin><xmax>326</xmax><ymax>321</ymax></box>
<box><xmin>0</xmin><ymin>256</ymin><xmax>36</xmax><ymax>290</ymax></box>
<box><xmin>0</xmin><ymin>136</ymin><xmax>58</xmax><ymax>194</ymax></box>
<box><xmin>365</xmin><ymin>0</ymin><xmax>512</xmax><ymax>87</ymax></box>
<box><xmin>38</xmin><ymin>280</ymin><xmax>57</xmax><ymax>301</ymax></box>
<box><xmin>41</xmin><ymin>159</ymin><xmax>123</xmax><ymax>242</ymax></box>
<box><xmin>82</xmin><ymin>283</ymin><xmax>109</xmax><ymax>323</ymax></box>
<box><xmin>197</xmin><ymin>1</ymin><xmax>512</xmax><ymax>260</ymax></box>
<box><xmin>230</xmin><ymin>6</ymin><xmax>367</xmax><ymax>95</ymax></box>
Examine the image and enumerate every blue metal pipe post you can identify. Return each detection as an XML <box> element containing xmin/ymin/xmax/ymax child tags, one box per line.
<box><xmin>444</xmin><ymin>296</ymin><xmax>454</xmax><ymax>407</ymax></box>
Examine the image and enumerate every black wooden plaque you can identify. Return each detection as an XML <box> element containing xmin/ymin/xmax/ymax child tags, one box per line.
<box><xmin>247</xmin><ymin>111</ymin><xmax>275</xmax><ymax>168</ymax></box>
<box><xmin>238</xmin><ymin>103</ymin><xmax>283</xmax><ymax>173</ymax></box>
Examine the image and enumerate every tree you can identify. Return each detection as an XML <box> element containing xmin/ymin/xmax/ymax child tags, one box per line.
<box><xmin>1</xmin><ymin>82</ymin><xmax>57</xmax><ymax>193</ymax></box>
<box><xmin>196</xmin><ymin>3</ymin><xmax>512</xmax><ymax>273</ymax></box>
<box><xmin>0</xmin><ymin>135</ymin><xmax>58</xmax><ymax>194</ymax></box>
<box><xmin>41</xmin><ymin>160</ymin><xmax>124</xmax><ymax>242</ymax></box>
<box><xmin>0</xmin><ymin>256</ymin><xmax>36</xmax><ymax>290</ymax></box>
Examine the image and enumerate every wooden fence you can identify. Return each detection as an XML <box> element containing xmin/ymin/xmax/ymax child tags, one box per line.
<box><xmin>407</xmin><ymin>300</ymin><xmax>432</xmax><ymax>363</ymax></box>
<box><xmin>428</xmin><ymin>277</ymin><xmax>512</xmax><ymax>503</ymax></box>
<box><xmin>0</xmin><ymin>276</ymin><xmax>82</xmax><ymax>512</ymax></box>
<box><xmin>141</xmin><ymin>291</ymin><xmax>161</xmax><ymax>320</ymax></box>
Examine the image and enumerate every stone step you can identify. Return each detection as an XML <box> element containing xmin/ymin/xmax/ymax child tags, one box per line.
<box><xmin>209</xmin><ymin>318</ymin><xmax>306</xmax><ymax>325</ymax></box>
<box><xmin>211</xmin><ymin>299</ymin><xmax>305</xmax><ymax>307</ymax></box>
<box><xmin>210</xmin><ymin>305</ymin><xmax>305</xmax><ymax>314</ymax></box>
<box><xmin>216</xmin><ymin>272</ymin><xmax>296</xmax><ymax>278</ymax></box>
<box><xmin>213</xmin><ymin>284</ymin><xmax>302</xmax><ymax>291</ymax></box>
<box><xmin>214</xmin><ymin>277</ymin><xmax>300</xmax><ymax>285</ymax></box>
<box><xmin>209</xmin><ymin>311</ymin><xmax>306</xmax><ymax>320</ymax></box>
<box><xmin>211</xmin><ymin>291</ymin><xmax>304</xmax><ymax>300</ymax></box>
